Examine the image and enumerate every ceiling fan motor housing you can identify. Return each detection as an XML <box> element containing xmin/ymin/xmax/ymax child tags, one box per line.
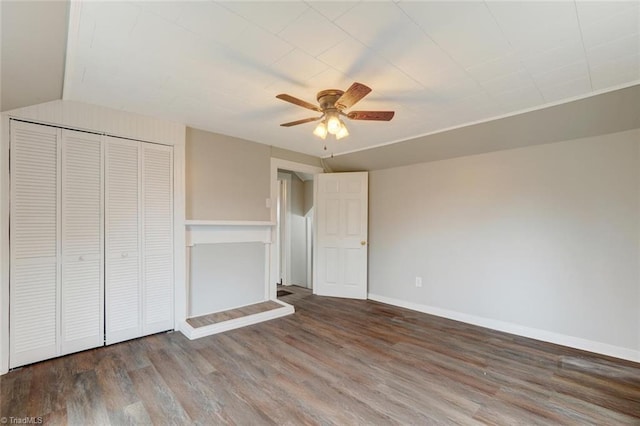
<box><xmin>317</xmin><ymin>89</ymin><xmax>345</xmax><ymax>110</ymax></box>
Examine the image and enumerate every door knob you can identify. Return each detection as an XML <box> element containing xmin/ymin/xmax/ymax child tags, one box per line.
<box><xmin>361</xmin><ymin>241</ymin><xmax>367</xmax><ymax>246</ymax></box>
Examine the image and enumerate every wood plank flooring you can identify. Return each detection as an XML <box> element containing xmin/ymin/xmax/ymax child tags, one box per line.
<box><xmin>277</xmin><ymin>284</ymin><xmax>311</xmax><ymax>306</ymax></box>
<box><xmin>187</xmin><ymin>301</ymin><xmax>283</xmax><ymax>328</ymax></box>
<box><xmin>2</xmin><ymin>291</ymin><xmax>639</xmax><ymax>425</ymax></box>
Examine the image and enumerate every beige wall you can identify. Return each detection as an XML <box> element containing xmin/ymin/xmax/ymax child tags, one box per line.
<box><xmin>186</xmin><ymin>127</ymin><xmax>322</xmax><ymax>221</ymax></box>
<box><xmin>290</xmin><ymin>173</ymin><xmax>305</xmax><ymax>217</ymax></box>
<box><xmin>289</xmin><ymin>173</ymin><xmax>307</xmax><ymax>286</ymax></box>
<box><xmin>368</xmin><ymin>129</ymin><xmax>640</xmax><ymax>358</ymax></box>
<box><xmin>186</xmin><ymin>127</ymin><xmax>271</xmax><ymax>221</ymax></box>
<box><xmin>303</xmin><ymin>179</ymin><xmax>314</xmax><ymax>216</ymax></box>
<box><xmin>271</xmin><ymin>146</ymin><xmax>323</xmax><ymax>168</ymax></box>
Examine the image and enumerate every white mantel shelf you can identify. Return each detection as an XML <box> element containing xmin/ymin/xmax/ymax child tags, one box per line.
<box><xmin>185</xmin><ymin>220</ymin><xmax>275</xmax><ymax>227</ymax></box>
<box><xmin>185</xmin><ymin>220</ymin><xmax>274</xmax><ymax>246</ymax></box>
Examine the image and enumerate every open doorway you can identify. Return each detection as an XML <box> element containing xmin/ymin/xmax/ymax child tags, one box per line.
<box><xmin>269</xmin><ymin>159</ymin><xmax>324</xmax><ymax>302</ymax></box>
<box><xmin>276</xmin><ymin>169</ymin><xmax>314</xmax><ymax>301</ymax></box>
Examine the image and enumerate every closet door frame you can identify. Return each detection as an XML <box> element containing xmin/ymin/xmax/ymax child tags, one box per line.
<box><xmin>0</xmin><ymin>111</ymin><xmax>186</xmax><ymax>375</ymax></box>
<box><xmin>1</xmin><ymin>115</ymin><xmax>10</xmax><ymax>374</ymax></box>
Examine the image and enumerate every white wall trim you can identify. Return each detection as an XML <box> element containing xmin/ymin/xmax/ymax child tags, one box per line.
<box><xmin>179</xmin><ymin>300</ymin><xmax>294</xmax><ymax>340</ymax></box>
<box><xmin>186</xmin><ymin>223</ymin><xmax>273</xmax><ymax>246</ymax></box>
<box><xmin>277</xmin><ymin>173</ymin><xmax>292</xmax><ymax>286</ymax></box>
<box><xmin>185</xmin><ymin>220</ymin><xmax>275</xmax><ymax>227</ymax></box>
<box><xmin>173</xmin><ymin>140</ymin><xmax>187</xmax><ymax>336</ymax></box>
<box><xmin>368</xmin><ymin>293</ymin><xmax>640</xmax><ymax>363</ymax></box>
<box><xmin>270</xmin><ymin>158</ymin><xmax>324</xmax><ymax>299</ymax></box>
<box><xmin>0</xmin><ymin>116</ymin><xmax>9</xmax><ymax>374</ymax></box>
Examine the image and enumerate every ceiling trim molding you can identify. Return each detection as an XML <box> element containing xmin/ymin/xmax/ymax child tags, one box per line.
<box><xmin>324</xmin><ymin>84</ymin><xmax>640</xmax><ymax>172</ymax></box>
<box><xmin>325</xmin><ymin>80</ymin><xmax>640</xmax><ymax>159</ymax></box>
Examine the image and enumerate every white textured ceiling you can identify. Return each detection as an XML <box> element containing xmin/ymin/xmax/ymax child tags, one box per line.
<box><xmin>63</xmin><ymin>1</ymin><xmax>640</xmax><ymax>157</ymax></box>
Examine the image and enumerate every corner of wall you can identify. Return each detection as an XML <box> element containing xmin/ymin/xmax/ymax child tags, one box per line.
<box><xmin>637</xmin><ymin>131</ymin><xmax>640</xmax><ymax>351</ymax></box>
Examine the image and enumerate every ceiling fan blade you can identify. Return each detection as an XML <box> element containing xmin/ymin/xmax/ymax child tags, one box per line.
<box><xmin>276</xmin><ymin>94</ymin><xmax>322</xmax><ymax>112</ymax></box>
<box><xmin>280</xmin><ymin>116</ymin><xmax>322</xmax><ymax>127</ymax></box>
<box><xmin>335</xmin><ymin>82</ymin><xmax>372</xmax><ymax>109</ymax></box>
<box><xmin>347</xmin><ymin>111</ymin><xmax>395</xmax><ymax>121</ymax></box>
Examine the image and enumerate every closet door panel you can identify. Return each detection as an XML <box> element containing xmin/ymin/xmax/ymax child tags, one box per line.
<box><xmin>106</xmin><ymin>258</ymin><xmax>140</xmax><ymax>344</ymax></box>
<box><xmin>105</xmin><ymin>138</ymin><xmax>141</xmax><ymax>344</ymax></box>
<box><xmin>11</xmin><ymin>263</ymin><xmax>58</xmax><ymax>367</ymax></box>
<box><xmin>60</xmin><ymin>260</ymin><xmax>102</xmax><ymax>353</ymax></box>
<box><xmin>60</xmin><ymin>130</ymin><xmax>103</xmax><ymax>354</ymax></box>
<box><xmin>9</xmin><ymin>121</ymin><xmax>60</xmax><ymax>368</ymax></box>
<box><xmin>143</xmin><ymin>253</ymin><xmax>173</xmax><ymax>329</ymax></box>
<box><xmin>142</xmin><ymin>143</ymin><xmax>174</xmax><ymax>335</ymax></box>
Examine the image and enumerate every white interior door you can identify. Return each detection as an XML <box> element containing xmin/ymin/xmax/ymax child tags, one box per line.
<box><xmin>60</xmin><ymin>129</ymin><xmax>104</xmax><ymax>355</ymax></box>
<box><xmin>9</xmin><ymin>123</ymin><xmax>105</xmax><ymax>367</ymax></box>
<box><xmin>105</xmin><ymin>137</ymin><xmax>141</xmax><ymax>345</ymax></box>
<box><xmin>9</xmin><ymin>121</ymin><xmax>60</xmax><ymax>368</ymax></box>
<box><xmin>141</xmin><ymin>142</ymin><xmax>174</xmax><ymax>335</ymax></box>
<box><xmin>314</xmin><ymin>172</ymin><xmax>368</xmax><ymax>299</ymax></box>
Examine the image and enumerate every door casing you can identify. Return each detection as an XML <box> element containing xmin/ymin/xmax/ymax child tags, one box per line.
<box><xmin>269</xmin><ymin>159</ymin><xmax>323</xmax><ymax>299</ymax></box>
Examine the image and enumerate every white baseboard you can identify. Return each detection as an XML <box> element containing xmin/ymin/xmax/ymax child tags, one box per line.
<box><xmin>368</xmin><ymin>293</ymin><xmax>640</xmax><ymax>363</ymax></box>
<box><xmin>179</xmin><ymin>299</ymin><xmax>294</xmax><ymax>340</ymax></box>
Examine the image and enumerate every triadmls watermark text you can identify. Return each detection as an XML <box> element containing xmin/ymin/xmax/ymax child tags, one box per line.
<box><xmin>0</xmin><ymin>417</ymin><xmax>43</xmax><ymax>424</ymax></box>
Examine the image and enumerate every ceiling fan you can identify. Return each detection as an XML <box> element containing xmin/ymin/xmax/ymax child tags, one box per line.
<box><xmin>276</xmin><ymin>82</ymin><xmax>394</xmax><ymax>140</ymax></box>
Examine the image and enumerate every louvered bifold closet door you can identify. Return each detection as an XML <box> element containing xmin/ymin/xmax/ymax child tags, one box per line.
<box><xmin>141</xmin><ymin>143</ymin><xmax>174</xmax><ymax>335</ymax></box>
<box><xmin>105</xmin><ymin>137</ymin><xmax>141</xmax><ymax>345</ymax></box>
<box><xmin>9</xmin><ymin>121</ymin><xmax>60</xmax><ymax>368</ymax></box>
<box><xmin>60</xmin><ymin>129</ymin><xmax>104</xmax><ymax>355</ymax></box>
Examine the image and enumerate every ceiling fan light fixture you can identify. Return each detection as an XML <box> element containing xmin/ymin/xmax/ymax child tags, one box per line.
<box><xmin>336</xmin><ymin>121</ymin><xmax>349</xmax><ymax>140</ymax></box>
<box><xmin>276</xmin><ymin>82</ymin><xmax>394</xmax><ymax>142</ymax></box>
<box><xmin>326</xmin><ymin>112</ymin><xmax>341</xmax><ymax>135</ymax></box>
<box><xmin>313</xmin><ymin>121</ymin><xmax>328</xmax><ymax>139</ymax></box>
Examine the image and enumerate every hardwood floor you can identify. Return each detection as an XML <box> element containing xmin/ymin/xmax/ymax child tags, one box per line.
<box><xmin>277</xmin><ymin>284</ymin><xmax>312</xmax><ymax>306</ymax></box>
<box><xmin>2</xmin><ymin>291</ymin><xmax>639</xmax><ymax>425</ymax></box>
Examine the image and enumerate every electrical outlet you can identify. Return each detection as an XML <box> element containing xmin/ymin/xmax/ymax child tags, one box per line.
<box><xmin>415</xmin><ymin>276</ymin><xmax>422</xmax><ymax>288</ymax></box>
<box><xmin>265</xmin><ymin>198</ymin><xmax>272</xmax><ymax>208</ymax></box>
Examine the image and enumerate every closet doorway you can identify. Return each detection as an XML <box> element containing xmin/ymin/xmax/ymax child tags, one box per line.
<box><xmin>276</xmin><ymin>169</ymin><xmax>314</xmax><ymax>294</ymax></box>
<box><xmin>270</xmin><ymin>159</ymin><xmax>323</xmax><ymax>301</ymax></box>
